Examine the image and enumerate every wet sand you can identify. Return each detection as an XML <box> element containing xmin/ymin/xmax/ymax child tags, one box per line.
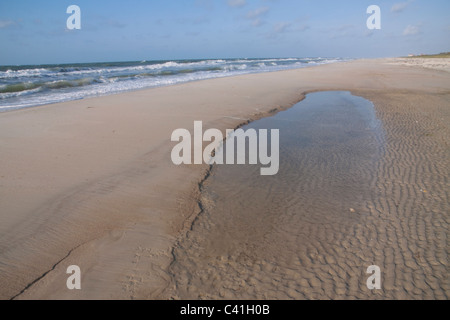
<box><xmin>167</xmin><ymin>91</ymin><xmax>448</xmax><ymax>299</ymax></box>
<box><xmin>0</xmin><ymin>58</ymin><xmax>449</xmax><ymax>299</ymax></box>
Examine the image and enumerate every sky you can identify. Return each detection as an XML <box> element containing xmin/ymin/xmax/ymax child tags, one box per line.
<box><xmin>0</xmin><ymin>0</ymin><xmax>449</xmax><ymax>65</ymax></box>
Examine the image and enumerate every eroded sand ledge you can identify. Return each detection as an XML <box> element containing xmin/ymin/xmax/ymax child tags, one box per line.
<box><xmin>0</xmin><ymin>59</ymin><xmax>449</xmax><ymax>299</ymax></box>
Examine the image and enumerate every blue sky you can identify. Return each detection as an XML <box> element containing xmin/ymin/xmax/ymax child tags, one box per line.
<box><xmin>0</xmin><ymin>0</ymin><xmax>449</xmax><ymax>65</ymax></box>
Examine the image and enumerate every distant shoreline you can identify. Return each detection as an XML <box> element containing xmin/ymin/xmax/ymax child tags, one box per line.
<box><xmin>404</xmin><ymin>52</ymin><xmax>450</xmax><ymax>58</ymax></box>
<box><xmin>0</xmin><ymin>57</ymin><xmax>349</xmax><ymax>112</ymax></box>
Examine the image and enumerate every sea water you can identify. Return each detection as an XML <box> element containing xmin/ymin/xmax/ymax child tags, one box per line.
<box><xmin>0</xmin><ymin>58</ymin><xmax>348</xmax><ymax>111</ymax></box>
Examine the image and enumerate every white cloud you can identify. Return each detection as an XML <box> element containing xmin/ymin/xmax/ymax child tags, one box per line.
<box><xmin>365</xmin><ymin>30</ymin><xmax>375</xmax><ymax>37</ymax></box>
<box><xmin>294</xmin><ymin>24</ymin><xmax>309</xmax><ymax>32</ymax></box>
<box><xmin>251</xmin><ymin>18</ymin><xmax>265</xmax><ymax>27</ymax></box>
<box><xmin>391</xmin><ymin>1</ymin><xmax>410</xmax><ymax>13</ymax></box>
<box><xmin>177</xmin><ymin>16</ymin><xmax>210</xmax><ymax>25</ymax></box>
<box><xmin>0</xmin><ymin>20</ymin><xmax>15</xmax><ymax>28</ymax></box>
<box><xmin>328</xmin><ymin>24</ymin><xmax>357</xmax><ymax>39</ymax></box>
<box><xmin>403</xmin><ymin>25</ymin><xmax>420</xmax><ymax>36</ymax></box>
<box><xmin>337</xmin><ymin>24</ymin><xmax>354</xmax><ymax>32</ymax></box>
<box><xmin>245</xmin><ymin>6</ymin><xmax>269</xmax><ymax>28</ymax></box>
<box><xmin>107</xmin><ymin>20</ymin><xmax>127</xmax><ymax>28</ymax></box>
<box><xmin>195</xmin><ymin>0</ymin><xmax>214</xmax><ymax>10</ymax></box>
<box><xmin>247</xmin><ymin>7</ymin><xmax>269</xmax><ymax>19</ymax></box>
<box><xmin>227</xmin><ymin>0</ymin><xmax>246</xmax><ymax>8</ymax></box>
<box><xmin>265</xmin><ymin>21</ymin><xmax>308</xmax><ymax>39</ymax></box>
<box><xmin>273</xmin><ymin>22</ymin><xmax>291</xmax><ymax>34</ymax></box>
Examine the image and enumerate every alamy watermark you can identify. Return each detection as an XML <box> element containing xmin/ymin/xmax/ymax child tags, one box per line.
<box><xmin>64</xmin><ymin>263</ymin><xmax>381</xmax><ymax>292</ymax></box>
<box><xmin>66</xmin><ymin>5</ymin><xmax>81</xmax><ymax>30</ymax></box>
<box><xmin>66</xmin><ymin>265</ymin><xmax>81</xmax><ymax>290</ymax></box>
<box><xmin>367</xmin><ymin>5</ymin><xmax>381</xmax><ymax>30</ymax></box>
<box><xmin>366</xmin><ymin>265</ymin><xmax>382</xmax><ymax>290</ymax></box>
<box><xmin>171</xmin><ymin>121</ymin><xmax>280</xmax><ymax>176</ymax></box>
<box><xmin>65</xmin><ymin>5</ymin><xmax>380</xmax><ymax>31</ymax></box>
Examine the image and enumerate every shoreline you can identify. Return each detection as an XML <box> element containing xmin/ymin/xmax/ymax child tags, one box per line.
<box><xmin>0</xmin><ymin>58</ymin><xmax>348</xmax><ymax>112</ymax></box>
<box><xmin>0</xmin><ymin>69</ymin><xmax>306</xmax><ymax>116</ymax></box>
<box><xmin>2</xmin><ymin>57</ymin><xmax>448</xmax><ymax>117</ymax></box>
<box><xmin>1</xmin><ymin>58</ymin><xmax>449</xmax><ymax>299</ymax></box>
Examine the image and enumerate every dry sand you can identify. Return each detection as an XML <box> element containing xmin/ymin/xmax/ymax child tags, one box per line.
<box><xmin>0</xmin><ymin>58</ymin><xmax>448</xmax><ymax>300</ymax></box>
<box><xmin>385</xmin><ymin>57</ymin><xmax>450</xmax><ymax>72</ymax></box>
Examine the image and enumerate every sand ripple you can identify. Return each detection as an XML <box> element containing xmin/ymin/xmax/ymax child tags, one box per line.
<box><xmin>166</xmin><ymin>91</ymin><xmax>449</xmax><ymax>300</ymax></box>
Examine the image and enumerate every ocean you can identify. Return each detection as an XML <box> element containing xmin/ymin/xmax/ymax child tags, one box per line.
<box><xmin>0</xmin><ymin>57</ymin><xmax>347</xmax><ymax>111</ymax></box>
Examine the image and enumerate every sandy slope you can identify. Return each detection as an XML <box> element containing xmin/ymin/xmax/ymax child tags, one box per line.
<box><xmin>0</xmin><ymin>59</ymin><xmax>448</xmax><ymax>299</ymax></box>
<box><xmin>385</xmin><ymin>57</ymin><xmax>450</xmax><ymax>72</ymax></box>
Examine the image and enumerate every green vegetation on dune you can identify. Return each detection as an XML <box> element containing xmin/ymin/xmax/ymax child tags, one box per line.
<box><xmin>405</xmin><ymin>52</ymin><xmax>450</xmax><ymax>58</ymax></box>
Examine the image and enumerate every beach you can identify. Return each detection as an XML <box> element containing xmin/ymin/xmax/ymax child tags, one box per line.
<box><xmin>0</xmin><ymin>58</ymin><xmax>449</xmax><ymax>299</ymax></box>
